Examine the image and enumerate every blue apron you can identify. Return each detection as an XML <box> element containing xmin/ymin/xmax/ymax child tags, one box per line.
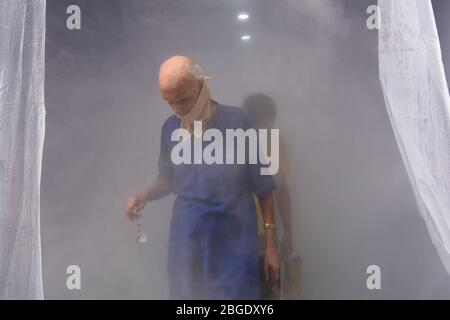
<box><xmin>158</xmin><ymin>103</ymin><xmax>276</xmax><ymax>299</ymax></box>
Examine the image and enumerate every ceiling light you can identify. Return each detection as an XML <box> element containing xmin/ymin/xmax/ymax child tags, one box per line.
<box><xmin>237</xmin><ymin>13</ymin><xmax>249</xmax><ymax>21</ymax></box>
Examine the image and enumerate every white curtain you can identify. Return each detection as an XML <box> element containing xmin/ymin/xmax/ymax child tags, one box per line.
<box><xmin>379</xmin><ymin>0</ymin><xmax>450</xmax><ymax>273</ymax></box>
<box><xmin>0</xmin><ymin>0</ymin><xmax>46</xmax><ymax>299</ymax></box>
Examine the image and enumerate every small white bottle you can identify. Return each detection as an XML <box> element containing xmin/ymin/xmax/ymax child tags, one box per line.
<box><xmin>133</xmin><ymin>216</ymin><xmax>148</xmax><ymax>244</ymax></box>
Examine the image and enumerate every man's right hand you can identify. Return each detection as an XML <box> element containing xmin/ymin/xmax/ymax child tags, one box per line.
<box><xmin>124</xmin><ymin>193</ymin><xmax>147</xmax><ymax>220</ymax></box>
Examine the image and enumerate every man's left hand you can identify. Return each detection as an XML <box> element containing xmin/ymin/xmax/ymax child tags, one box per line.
<box><xmin>264</xmin><ymin>247</ymin><xmax>281</xmax><ymax>296</ymax></box>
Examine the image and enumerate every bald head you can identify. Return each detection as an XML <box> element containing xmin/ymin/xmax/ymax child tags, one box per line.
<box><xmin>158</xmin><ymin>55</ymin><xmax>203</xmax><ymax>116</ymax></box>
<box><xmin>159</xmin><ymin>56</ymin><xmax>196</xmax><ymax>89</ymax></box>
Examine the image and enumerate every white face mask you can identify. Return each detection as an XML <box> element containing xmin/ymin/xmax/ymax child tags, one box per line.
<box><xmin>177</xmin><ymin>76</ymin><xmax>214</xmax><ymax>135</ymax></box>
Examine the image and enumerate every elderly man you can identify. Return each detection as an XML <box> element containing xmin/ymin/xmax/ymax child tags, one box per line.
<box><xmin>124</xmin><ymin>55</ymin><xmax>280</xmax><ymax>299</ymax></box>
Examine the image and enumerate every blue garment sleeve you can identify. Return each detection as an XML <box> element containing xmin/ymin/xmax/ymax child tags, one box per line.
<box><xmin>157</xmin><ymin>123</ymin><xmax>174</xmax><ymax>191</ymax></box>
<box><xmin>242</xmin><ymin>111</ymin><xmax>277</xmax><ymax>198</ymax></box>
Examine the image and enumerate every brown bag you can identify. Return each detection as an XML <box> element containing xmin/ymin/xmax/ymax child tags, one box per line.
<box><xmin>282</xmin><ymin>255</ymin><xmax>302</xmax><ymax>300</ymax></box>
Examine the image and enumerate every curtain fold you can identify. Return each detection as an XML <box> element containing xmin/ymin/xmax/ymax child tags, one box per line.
<box><xmin>0</xmin><ymin>0</ymin><xmax>46</xmax><ymax>299</ymax></box>
<box><xmin>379</xmin><ymin>0</ymin><xmax>450</xmax><ymax>273</ymax></box>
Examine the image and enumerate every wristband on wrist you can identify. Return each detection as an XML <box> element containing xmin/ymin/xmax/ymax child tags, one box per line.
<box><xmin>263</xmin><ymin>222</ymin><xmax>277</xmax><ymax>230</ymax></box>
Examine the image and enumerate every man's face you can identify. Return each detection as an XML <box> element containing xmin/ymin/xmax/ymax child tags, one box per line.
<box><xmin>160</xmin><ymin>78</ymin><xmax>201</xmax><ymax>117</ymax></box>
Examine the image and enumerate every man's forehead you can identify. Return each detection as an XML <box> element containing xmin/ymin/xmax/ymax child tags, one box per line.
<box><xmin>161</xmin><ymin>83</ymin><xmax>190</xmax><ymax>101</ymax></box>
<box><xmin>160</xmin><ymin>69</ymin><xmax>192</xmax><ymax>88</ymax></box>
<box><xmin>161</xmin><ymin>73</ymin><xmax>195</xmax><ymax>91</ymax></box>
